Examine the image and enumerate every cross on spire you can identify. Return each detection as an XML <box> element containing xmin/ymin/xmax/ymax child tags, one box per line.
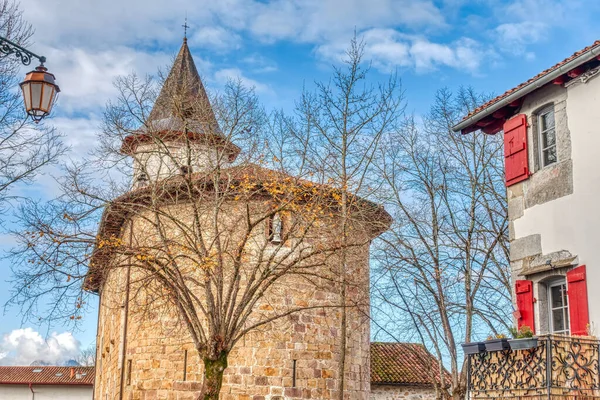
<box><xmin>182</xmin><ymin>17</ymin><xmax>189</xmax><ymax>40</ymax></box>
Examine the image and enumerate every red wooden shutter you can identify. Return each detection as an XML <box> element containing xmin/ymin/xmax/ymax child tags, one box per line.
<box><xmin>503</xmin><ymin>114</ymin><xmax>529</xmax><ymax>187</ymax></box>
<box><xmin>567</xmin><ymin>265</ymin><xmax>590</xmax><ymax>336</ymax></box>
<box><xmin>515</xmin><ymin>280</ymin><xmax>535</xmax><ymax>333</ymax></box>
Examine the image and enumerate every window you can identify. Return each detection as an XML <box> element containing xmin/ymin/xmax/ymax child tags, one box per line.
<box><xmin>137</xmin><ymin>172</ymin><xmax>149</xmax><ymax>184</ymax></box>
<box><xmin>292</xmin><ymin>359</ymin><xmax>297</xmax><ymax>387</ymax></box>
<box><xmin>548</xmin><ymin>279</ymin><xmax>569</xmax><ymax>334</ymax></box>
<box><xmin>538</xmin><ymin>106</ymin><xmax>557</xmax><ymax>167</ymax></box>
<box><xmin>183</xmin><ymin>350</ymin><xmax>188</xmax><ymax>381</ymax></box>
<box><xmin>180</xmin><ymin>165</ymin><xmax>192</xmax><ymax>175</ymax></box>
<box><xmin>126</xmin><ymin>359</ymin><xmax>132</xmax><ymax>385</ymax></box>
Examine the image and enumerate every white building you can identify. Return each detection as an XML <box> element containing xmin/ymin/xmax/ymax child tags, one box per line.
<box><xmin>0</xmin><ymin>366</ymin><xmax>94</xmax><ymax>400</ymax></box>
<box><xmin>453</xmin><ymin>40</ymin><xmax>600</xmax><ymax>337</ymax></box>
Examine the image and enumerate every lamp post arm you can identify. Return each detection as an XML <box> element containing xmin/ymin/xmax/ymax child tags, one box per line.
<box><xmin>0</xmin><ymin>35</ymin><xmax>46</xmax><ymax>66</ymax></box>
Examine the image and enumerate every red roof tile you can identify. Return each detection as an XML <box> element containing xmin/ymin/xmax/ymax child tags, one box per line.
<box><xmin>459</xmin><ymin>40</ymin><xmax>600</xmax><ymax>125</ymax></box>
<box><xmin>0</xmin><ymin>366</ymin><xmax>94</xmax><ymax>386</ymax></box>
<box><xmin>370</xmin><ymin>342</ymin><xmax>450</xmax><ymax>386</ymax></box>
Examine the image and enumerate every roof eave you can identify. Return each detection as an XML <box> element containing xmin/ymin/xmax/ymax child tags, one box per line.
<box><xmin>452</xmin><ymin>43</ymin><xmax>600</xmax><ymax>133</ymax></box>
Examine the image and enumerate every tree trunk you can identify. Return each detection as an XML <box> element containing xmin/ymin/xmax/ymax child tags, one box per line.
<box><xmin>198</xmin><ymin>352</ymin><xmax>228</xmax><ymax>400</ymax></box>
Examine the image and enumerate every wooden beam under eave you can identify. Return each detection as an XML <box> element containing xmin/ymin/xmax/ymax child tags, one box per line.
<box><xmin>482</xmin><ymin>120</ymin><xmax>504</xmax><ymax>135</ymax></box>
<box><xmin>553</xmin><ymin>75</ymin><xmax>567</xmax><ymax>85</ymax></box>
<box><xmin>461</xmin><ymin>125</ymin><xmax>479</xmax><ymax>135</ymax></box>
<box><xmin>509</xmin><ymin>99</ymin><xmax>522</xmax><ymax>107</ymax></box>
<box><xmin>567</xmin><ymin>66</ymin><xmax>585</xmax><ymax>78</ymax></box>
<box><xmin>492</xmin><ymin>108</ymin><xmax>511</xmax><ymax>118</ymax></box>
<box><xmin>476</xmin><ymin>116</ymin><xmax>497</xmax><ymax>127</ymax></box>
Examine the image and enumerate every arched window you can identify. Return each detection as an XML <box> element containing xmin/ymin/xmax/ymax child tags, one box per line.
<box><xmin>136</xmin><ymin>172</ymin><xmax>149</xmax><ymax>188</ymax></box>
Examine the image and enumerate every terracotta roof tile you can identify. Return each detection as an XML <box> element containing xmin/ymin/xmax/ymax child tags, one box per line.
<box><xmin>460</xmin><ymin>40</ymin><xmax>600</xmax><ymax>124</ymax></box>
<box><xmin>0</xmin><ymin>366</ymin><xmax>94</xmax><ymax>386</ymax></box>
<box><xmin>370</xmin><ymin>342</ymin><xmax>450</xmax><ymax>386</ymax></box>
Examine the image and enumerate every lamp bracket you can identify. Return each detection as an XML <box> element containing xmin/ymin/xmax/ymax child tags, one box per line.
<box><xmin>0</xmin><ymin>35</ymin><xmax>46</xmax><ymax>66</ymax></box>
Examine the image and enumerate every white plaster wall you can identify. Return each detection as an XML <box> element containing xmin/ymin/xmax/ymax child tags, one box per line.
<box><xmin>0</xmin><ymin>384</ymin><xmax>92</xmax><ymax>399</ymax></box>
<box><xmin>513</xmin><ymin>74</ymin><xmax>600</xmax><ymax>332</ymax></box>
<box><xmin>132</xmin><ymin>142</ymin><xmax>230</xmax><ymax>183</ymax></box>
<box><xmin>370</xmin><ymin>384</ymin><xmax>437</xmax><ymax>399</ymax></box>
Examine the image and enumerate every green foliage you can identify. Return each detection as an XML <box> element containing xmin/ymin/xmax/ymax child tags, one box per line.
<box><xmin>508</xmin><ymin>325</ymin><xmax>534</xmax><ymax>339</ymax></box>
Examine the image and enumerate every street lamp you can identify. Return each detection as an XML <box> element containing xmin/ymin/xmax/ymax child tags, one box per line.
<box><xmin>0</xmin><ymin>35</ymin><xmax>60</xmax><ymax>122</ymax></box>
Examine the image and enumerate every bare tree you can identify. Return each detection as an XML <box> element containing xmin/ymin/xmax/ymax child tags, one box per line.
<box><xmin>372</xmin><ymin>88</ymin><xmax>511</xmax><ymax>399</ymax></box>
<box><xmin>76</xmin><ymin>345</ymin><xmax>96</xmax><ymax>367</ymax></box>
<box><xmin>0</xmin><ymin>0</ymin><xmax>64</xmax><ymax>211</ymax></box>
<box><xmin>8</xmin><ymin>42</ymin><xmax>389</xmax><ymax>400</ymax></box>
<box><xmin>280</xmin><ymin>36</ymin><xmax>405</xmax><ymax>398</ymax></box>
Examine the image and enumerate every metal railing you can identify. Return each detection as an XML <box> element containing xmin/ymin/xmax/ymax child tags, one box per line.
<box><xmin>467</xmin><ymin>335</ymin><xmax>600</xmax><ymax>399</ymax></box>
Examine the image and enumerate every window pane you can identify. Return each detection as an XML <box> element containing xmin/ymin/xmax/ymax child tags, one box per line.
<box><xmin>541</xmin><ymin>110</ymin><xmax>555</xmax><ymax>131</ymax></box>
<box><xmin>542</xmin><ymin>129</ymin><xmax>556</xmax><ymax>148</ymax></box>
<box><xmin>543</xmin><ymin>147</ymin><xmax>557</xmax><ymax>166</ymax></box>
<box><xmin>551</xmin><ymin>285</ymin><xmax>563</xmax><ymax>308</ymax></box>
<box><xmin>564</xmin><ymin>308</ymin><xmax>570</xmax><ymax>334</ymax></box>
<box><xmin>553</xmin><ymin>309</ymin><xmax>565</xmax><ymax>332</ymax></box>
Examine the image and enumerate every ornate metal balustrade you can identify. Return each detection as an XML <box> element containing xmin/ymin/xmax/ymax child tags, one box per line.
<box><xmin>467</xmin><ymin>335</ymin><xmax>600</xmax><ymax>399</ymax></box>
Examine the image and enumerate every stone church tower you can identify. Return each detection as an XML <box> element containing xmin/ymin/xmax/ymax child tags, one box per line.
<box><xmin>87</xmin><ymin>39</ymin><xmax>389</xmax><ymax>400</ymax></box>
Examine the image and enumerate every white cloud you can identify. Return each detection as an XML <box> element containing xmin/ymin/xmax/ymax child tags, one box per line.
<box><xmin>0</xmin><ymin>328</ymin><xmax>81</xmax><ymax>366</ymax></box>
<box><xmin>491</xmin><ymin>0</ymin><xmax>594</xmax><ymax>55</ymax></box>
<box><xmin>214</xmin><ymin>68</ymin><xmax>273</xmax><ymax>94</ymax></box>
<box><xmin>241</xmin><ymin>54</ymin><xmax>278</xmax><ymax>74</ymax></box>
<box><xmin>20</xmin><ymin>0</ymin><xmax>446</xmax><ymax>51</ymax></box>
<box><xmin>189</xmin><ymin>26</ymin><xmax>242</xmax><ymax>51</ymax></box>
<box><xmin>44</xmin><ymin>47</ymin><xmax>172</xmax><ymax>114</ymax></box>
<box><xmin>316</xmin><ymin>29</ymin><xmax>488</xmax><ymax>73</ymax></box>
<box><xmin>495</xmin><ymin>21</ymin><xmax>547</xmax><ymax>55</ymax></box>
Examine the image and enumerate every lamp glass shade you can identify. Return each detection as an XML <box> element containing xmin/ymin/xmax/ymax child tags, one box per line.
<box><xmin>19</xmin><ymin>65</ymin><xmax>60</xmax><ymax>122</ymax></box>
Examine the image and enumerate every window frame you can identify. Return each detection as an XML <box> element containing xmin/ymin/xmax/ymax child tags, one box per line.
<box><xmin>537</xmin><ymin>105</ymin><xmax>557</xmax><ymax>168</ymax></box>
<box><xmin>547</xmin><ymin>278</ymin><xmax>570</xmax><ymax>335</ymax></box>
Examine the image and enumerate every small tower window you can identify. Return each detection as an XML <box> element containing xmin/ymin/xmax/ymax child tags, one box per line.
<box><xmin>136</xmin><ymin>173</ymin><xmax>149</xmax><ymax>188</ymax></box>
<box><xmin>269</xmin><ymin>213</ymin><xmax>283</xmax><ymax>244</ymax></box>
<box><xmin>292</xmin><ymin>359</ymin><xmax>297</xmax><ymax>387</ymax></box>
<box><xmin>126</xmin><ymin>359</ymin><xmax>132</xmax><ymax>385</ymax></box>
<box><xmin>180</xmin><ymin>165</ymin><xmax>192</xmax><ymax>175</ymax></box>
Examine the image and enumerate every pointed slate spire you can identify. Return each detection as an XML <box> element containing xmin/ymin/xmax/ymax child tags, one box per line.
<box><xmin>147</xmin><ymin>38</ymin><xmax>219</xmax><ymax>133</ymax></box>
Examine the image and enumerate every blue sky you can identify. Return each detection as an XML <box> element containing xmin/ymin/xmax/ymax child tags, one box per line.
<box><xmin>0</xmin><ymin>0</ymin><xmax>599</xmax><ymax>364</ymax></box>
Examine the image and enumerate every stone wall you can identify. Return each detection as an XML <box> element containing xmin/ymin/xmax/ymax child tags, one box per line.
<box><xmin>370</xmin><ymin>385</ymin><xmax>437</xmax><ymax>400</ymax></box>
<box><xmin>94</xmin><ymin>199</ymin><xmax>376</xmax><ymax>400</ymax></box>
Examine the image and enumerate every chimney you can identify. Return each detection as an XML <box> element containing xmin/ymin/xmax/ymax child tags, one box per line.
<box><xmin>70</xmin><ymin>367</ymin><xmax>75</xmax><ymax>378</ymax></box>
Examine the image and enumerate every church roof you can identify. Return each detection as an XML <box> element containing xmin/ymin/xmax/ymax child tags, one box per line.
<box><xmin>122</xmin><ymin>39</ymin><xmax>239</xmax><ymax>158</ymax></box>
<box><xmin>148</xmin><ymin>38</ymin><xmax>217</xmax><ymax>130</ymax></box>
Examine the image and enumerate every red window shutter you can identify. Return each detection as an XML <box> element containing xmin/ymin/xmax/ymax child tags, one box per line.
<box><xmin>503</xmin><ymin>114</ymin><xmax>529</xmax><ymax>187</ymax></box>
<box><xmin>567</xmin><ymin>265</ymin><xmax>590</xmax><ymax>336</ymax></box>
<box><xmin>515</xmin><ymin>280</ymin><xmax>535</xmax><ymax>333</ymax></box>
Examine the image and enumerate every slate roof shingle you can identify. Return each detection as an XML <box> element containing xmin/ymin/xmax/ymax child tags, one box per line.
<box><xmin>0</xmin><ymin>366</ymin><xmax>95</xmax><ymax>385</ymax></box>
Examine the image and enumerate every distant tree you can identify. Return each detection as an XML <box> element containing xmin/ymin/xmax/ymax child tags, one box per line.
<box><xmin>371</xmin><ymin>88</ymin><xmax>511</xmax><ymax>399</ymax></box>
<box><xmin>0</xmin><ymin>0</ymin><xmax>64</xmax><ymax>212</ymax></box>
<box><xmin>76</xmin><ymin>346</ymin><xmax>96</xmax><ymax>367</ymax></box>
